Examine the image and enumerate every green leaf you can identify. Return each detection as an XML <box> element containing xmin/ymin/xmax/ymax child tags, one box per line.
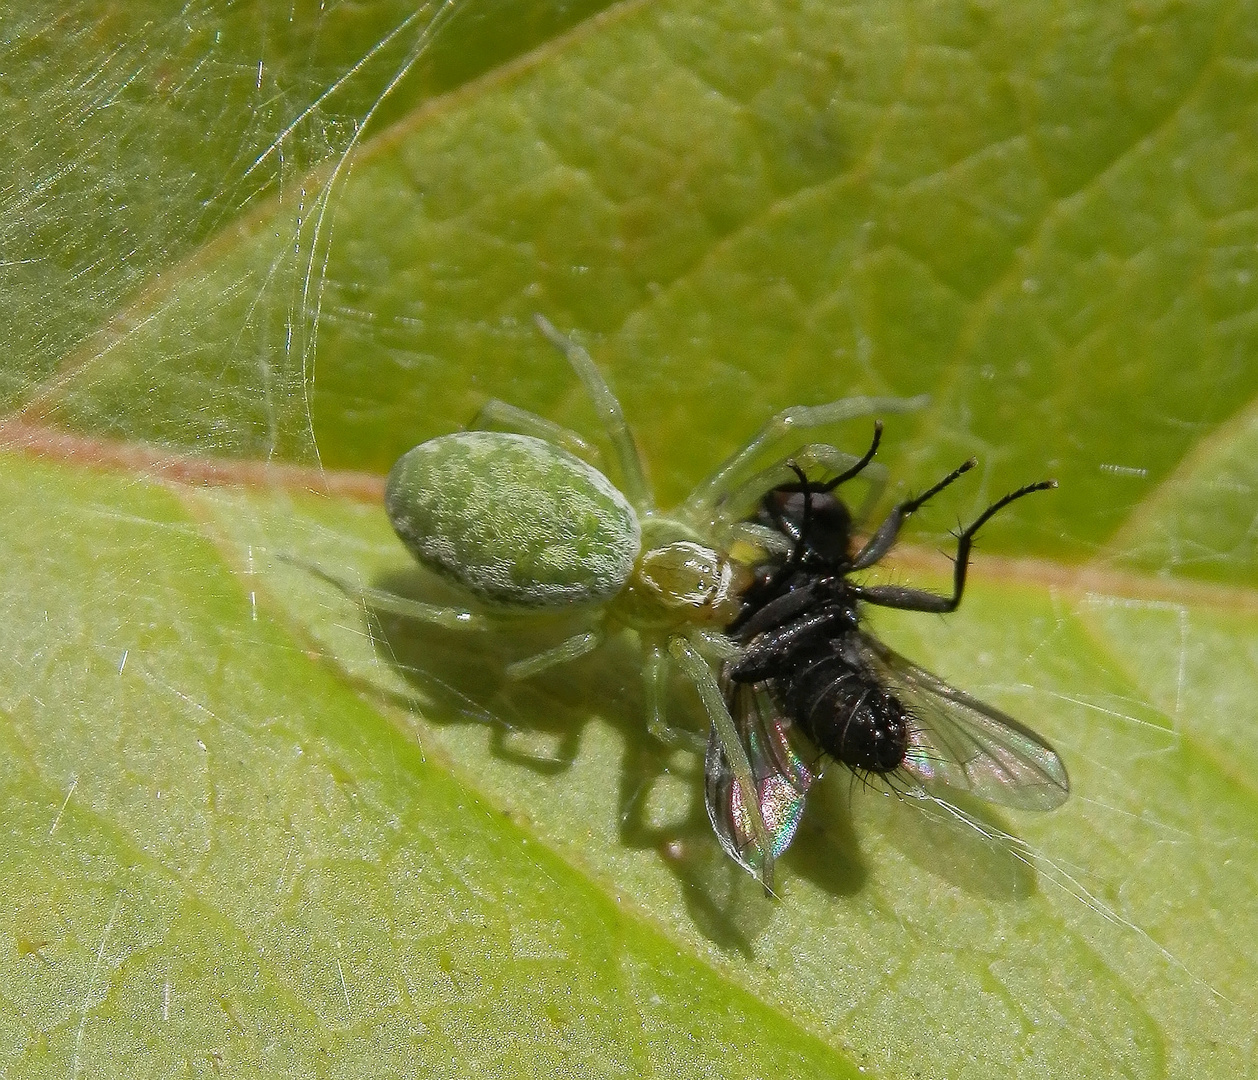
<box><xmin>4</xmin><ymin>0</ymin><xmax>1256</xmax><ymax>1076</ymax></box>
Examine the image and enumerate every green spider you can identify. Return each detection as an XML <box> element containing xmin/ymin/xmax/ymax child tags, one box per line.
<box><xmin>340</xmin><ymin>316</ymin><xmax>923</xmax><ymax>886</ymax></box>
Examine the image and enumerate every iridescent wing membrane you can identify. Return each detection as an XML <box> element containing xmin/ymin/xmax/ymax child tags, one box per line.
<box><xmin>857</xmin><ymin>633</ymin><xmax>1069</xmax><ymax>810</ymax></box>
<box><xmin>704</xmin><ymin>680</ymin><xmax>821</xmax><ymax>882</ymax></box>
<box><xmin>706</xmin><ymin>634</ymin><xmax>1069</xmax><ymax>879</ymax></box>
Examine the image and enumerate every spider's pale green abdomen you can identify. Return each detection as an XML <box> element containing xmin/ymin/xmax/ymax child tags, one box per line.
<box><xmin>385</xmin><ymin>431</ymin><xmax>641</xmax><ymax>608</ymax></box>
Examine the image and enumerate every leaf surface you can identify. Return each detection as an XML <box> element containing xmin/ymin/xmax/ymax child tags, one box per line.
<box><xmin>3</xmin><ymin>0</ymin><xmax>1256</xmax><ymax>1076</ymax></box>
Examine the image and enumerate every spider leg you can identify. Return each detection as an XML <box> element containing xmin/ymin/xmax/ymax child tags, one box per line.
<box><xmin>506</xmin><ymin>629</ymin><xmax>605</xmax><ymax>679</ymax></box>
<box><xmin>284</xmin><ymin>557</ymin><xmax>490</xmax><ymax>630</ymax></box>
<box><xmin>643</xmin><ymin>645</ymin><xmax>707</xmax><ymax>752</ymax></box>
<box><xmin>533</xmin><ymin>314</ymin><xmax>653</xmax><ymax>514</ymax></box>
<box><xmin>853</xmin><ymin>480</ymin><xmax>1057</xmax><ymax>613</ymax></box>
<box><xmin>703</xmin><ymin>443</ymin><xmax>891</xmax><ymax>535</ymax></box>
<box><xmin>727</xmin><ymin>521</ymin><xmax>794</xmax><ymax>557</ymax></box>
<box><xmin>470</xmin><ymin>398</ymin><xmax>604</xmax><ymax>467</ymax></box>
<box><xmin>683</xmin><ymin>394</ymin><xmax>928</xmax><ymax>520</ymax></box>
<box><xmin>669</xmin><ymin>635</ymin><xmax>776</xmax><ymax>888</ymax></box>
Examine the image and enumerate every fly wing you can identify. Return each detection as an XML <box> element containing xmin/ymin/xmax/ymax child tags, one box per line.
<box><xmin>856</xmin><ymin>633</ymin><xmax>1069</xmax><ymax>810</ymax></box>
<box><xmin>704</xmin><ymin>676</ymin><xmax>823</xmax><ymax>880</ymax></box>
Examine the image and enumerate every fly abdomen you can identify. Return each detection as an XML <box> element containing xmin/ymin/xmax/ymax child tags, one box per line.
<box><xmin>776</xmin><ymin>644</ymin><xmax>910</xmax><ymax>775</ymax></box>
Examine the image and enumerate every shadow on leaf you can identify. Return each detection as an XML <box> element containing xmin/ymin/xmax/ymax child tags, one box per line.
<box><xmin>325</xmin><ymin>564</ymin><xmax>1045</xmax><ymax>948</ymax></box>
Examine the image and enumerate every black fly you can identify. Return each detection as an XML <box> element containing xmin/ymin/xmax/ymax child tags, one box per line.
<box><xmin>705</xmin><ymin>423</ymin><xmax>1070</xmax><ymax>888</ymax></box>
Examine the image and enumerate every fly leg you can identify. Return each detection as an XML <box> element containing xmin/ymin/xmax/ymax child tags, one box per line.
<box><xmin>849</xmin><ymin>458</ymin><xmax>979</xmax><ymax>572</ymax></box>
<box><xmin>854</xmin><ymin>481</ymin><xmax>1057</xmax><ymax>612</ymax></box>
